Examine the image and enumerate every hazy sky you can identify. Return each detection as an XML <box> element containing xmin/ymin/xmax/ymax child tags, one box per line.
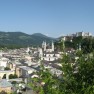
<box><xmin>0</xmin><ymin>0</ymin><xmax>94</xmax><ymax>37</ymax></box>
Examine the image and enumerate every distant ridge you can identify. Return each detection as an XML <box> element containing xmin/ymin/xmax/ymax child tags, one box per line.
<box><xmin>0</xmin><ymin>31</ymin><xmax>56</xmax><ymax>46</ymax></box>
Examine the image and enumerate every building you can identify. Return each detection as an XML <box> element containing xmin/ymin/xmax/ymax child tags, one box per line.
<box><xmin>76</xmin><ymin>32</ymin><xmax>92</xmax><ymax>37</ymax></box>
<box><xmin>0</xmin><ymin>70</ymin><xmax>15</xmax><ymax>79</ymax></box>
<box><xmin>0</xmin><ymin>57</ymin><xmax>9</xmax><ymax>68</ymax></box>
<box><xmin>39</xmin><ymin>41</ymin><xmax>61</xmax><ymax>61</ymax></box>
<box><xmin>0</xmin><ymin>79</ymin><xmax>13</xmax><ymax>93</ymax></box>
<box><xmin>16</xmin><ymin>66</ymin><xmax>36</xmax><ymax>77</ymax></box>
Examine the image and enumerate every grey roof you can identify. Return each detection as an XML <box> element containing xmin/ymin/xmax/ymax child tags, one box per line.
<box><xmin>0</xmin><ymin>66</ymin><xmax>4</xmax><ymax>71</ymax></box>
<box><xmin>43</xmin><ymin>60</ymin><xmax>62</xmax><ymax>70</ymax></box>
<box><xmin>0</xmin><ymin>79</ymin><xmax>12</xmax><ymax>88</ymax></box>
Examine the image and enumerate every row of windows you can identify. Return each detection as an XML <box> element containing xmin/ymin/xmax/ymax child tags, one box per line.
<box><xmin>43</xmin><ymin>58</ymin><xmax>57</xmax><ymax>61</ymax></box>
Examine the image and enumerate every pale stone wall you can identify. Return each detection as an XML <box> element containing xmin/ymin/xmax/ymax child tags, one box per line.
<box><xmin>0</xmin><ymin>87</ymin><xmax>12</xmax><ymax>93</ymax></box>
<box><xmin>0</xmin><ymin>70</ymin><xmax>15</xmax><ymax>79</ymax></box>
<box><xmin>15</xmin><ymin>67</ymin><xmax>21</xmax><ymax>77</ymax></box>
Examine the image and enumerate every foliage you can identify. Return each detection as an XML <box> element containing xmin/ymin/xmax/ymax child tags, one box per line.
<box><xmin>81</xmin><ymin>37</ymin><xmax>94</xmax><ymax>54</ymax></box>
<box><xmin>56</xmin><ymin>36</ymin><xmax>94</xmax><ymax>54</ymax></box>
<box><xmin>55</xmin><ymin>36</ymin><xmax>83</xmax><ymax>50</ymax></box>
<box><xmin>29</xmin><ymin>51</ymin><xmax>94</xmax><ymax>94</ymax></box>
<box><xmin>0</xmin><ymin>32</ymin><xmax>56</xmax><ymax>47</ymax></box>
<box><xmin>2</xmin><ymin>74</ymin><xmax>6</xmax><ymax>79</ymax></box>
<box><xmin>29</xmin><ymin>64</ymin><xmax>61</xmax><ymax>94</ymax></box>
<box><xmin>11</xmin><ymin>81</ymin><xmax>17</xmax><ymax>84</ymax></box>
<box><xmin>4</xmin><ymin>67</ymin><xmax>10</xmax><ymax>70</ymax></box>
<box><xmin>60</xmin><ymin>53</ymin><xmax>94</xmax><ymax>94</ymax></box>
<box><xmin>28</xmin><ymin>36</ymin><xmax>94</xmax><ymax>94</ymax></box>
<box><xmin>65</xmin><ymin>41</ymin><xmax>75</xmax><ymax>49</ymax></box>
<box><xmin>9</xmin><ymin>74</ymin><xmax>18</xmax><ymax>79</ymax></box>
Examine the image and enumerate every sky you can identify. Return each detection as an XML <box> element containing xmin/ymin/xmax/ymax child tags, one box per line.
<box><xmin>0</xmin><ymin>0</ymin><xmax>94</xmax><ymax>38</ymax></box>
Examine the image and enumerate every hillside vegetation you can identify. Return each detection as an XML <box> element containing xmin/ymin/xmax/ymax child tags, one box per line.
<box><xmin>0</xmin><ymin>31</ymin><xmax>56</xmax><ymax>49</ymax></box>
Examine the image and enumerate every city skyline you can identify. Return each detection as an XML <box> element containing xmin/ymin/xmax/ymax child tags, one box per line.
<box><xmin>0</xmin><ymin>0</ymin><xmax>94</xmax><ymax>37</ymax></box>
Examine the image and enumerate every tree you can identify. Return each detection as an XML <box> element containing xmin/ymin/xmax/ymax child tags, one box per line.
<box><xmin>60</xmin><ymin>53</ymin><xmax>94</xmax><ymax>94</ymax></box>
<box><xmin>81</xmin><ymin>38</ymin><xmax>93</xmax><ymax>53</ymax></box>
<box><xmin>29</xmin><ymin>40</ymin><xmax>94</xmax><ymax>94</ymax></box>
<box><xmin>29</xmin><ymin>63</ymin><xmax>61</xmax><ymax>94</ymax></box>
<box><xmin>2</xmin><ymin>74</ymin><xmax>6</xmax><ymax>79</ymax></box>
<box><xmin>4</xmin><ymin>67</ymin><xmax>10</xmax><ymax>70</ymax></box>
<box><xmin>9</xmin><ymin>74</ymin><xmax>18</xmax><ymax>79</ymax></box>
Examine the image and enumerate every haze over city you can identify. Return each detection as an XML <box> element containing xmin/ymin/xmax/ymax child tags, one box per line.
<box><xmin>0</xmin><ymin>0</ymin><xmax>94</xmax><ymax>37</ymax></box>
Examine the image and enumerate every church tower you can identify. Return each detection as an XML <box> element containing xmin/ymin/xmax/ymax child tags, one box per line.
<box><xmin>38</xmin><ymin>48</ymin><xmax>43</xmax><ymax>58</ymax></box>
<box><xmin>26</xmin><ymin>47</ymin><xmax>30</xmax><ymax>53</ymax></box>
<box><xmin>42</xmin><ymin>41</ymin><xmax>44</xmax><ymax>48</ymax></box>
<box><xmin>52</xmin><ymin>41</ymin><xmax>54</xmax><ymax>52</ymax></box>
<box><xmin>44</xmin><ymin>41</ymin><xmax>46</xmax><ymax>51</ymax></box>
<box><xmin>42</xmin><ymin>41</ymin><xmax>46</xmax><ymax>51</ymax></box>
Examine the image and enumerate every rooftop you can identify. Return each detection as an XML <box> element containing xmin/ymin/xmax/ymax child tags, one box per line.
<box><xmin>0</xmin><ymin>79</ymin><xmax>12</xmax><ymax>88</ymax></box>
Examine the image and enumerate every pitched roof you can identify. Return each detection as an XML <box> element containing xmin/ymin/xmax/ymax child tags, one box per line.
<box><xmin>0</xmin><ymin>79</ymin><xmax>12</xmax><ymax>88</ymax></box>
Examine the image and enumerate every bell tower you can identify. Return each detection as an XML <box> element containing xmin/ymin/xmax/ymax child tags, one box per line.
<box><xmin>42</xmin><ymin>41</ymin><xmax>46</xmax><ymax>51</ymax></box>
<box><xmin>52</xmin><ymin>41</ymin><xmax>54</xmax><ymax>51</ymax></box>
<box><xmin>44</xmin><ymin>41</ymin><xmax>46</xmax><ymax>51</ymax></box>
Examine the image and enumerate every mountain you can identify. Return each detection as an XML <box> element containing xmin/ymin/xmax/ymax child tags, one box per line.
<box><xmin>31</xmin><ymin>33</ymin><xmax>56</xmax><ymax>45</ymax></box>
<box><xmin>0</xmin><ymin>31</ymin><xmax>56</xmax><ymax>47</ymax></box>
